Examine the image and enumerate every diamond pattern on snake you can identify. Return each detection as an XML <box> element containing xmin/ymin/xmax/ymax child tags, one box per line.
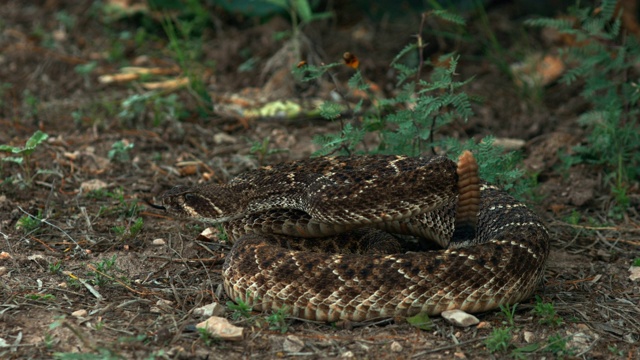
<box><xmin>159</xmin><ymin>151</ymin><xmax>550</xmax><ymax>322</ymax></box>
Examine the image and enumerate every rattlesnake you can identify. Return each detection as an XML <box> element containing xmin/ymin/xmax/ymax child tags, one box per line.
<box><xmin>159</xmin><ymin>152</ymin><xmax>550</xmax><ymax>322</ymax></box>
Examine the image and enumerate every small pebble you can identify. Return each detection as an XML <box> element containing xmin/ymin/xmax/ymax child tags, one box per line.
<box><xmin>152</xmin><ymin>238</ymin><xmax>166</xmax><ymax>246</ymax></box>
<box><xmin>72</xmin><ymin>309</ymin><xmax>88</xmax><ymax>318</ymax></box>
<box><xmin>523</xmin><ymin>331</ymin><xmax>535</xmax><ymax>343</ymax></box>
<box><xmin>477</xmin><ymin>321</ymin><xmax>491</xmax><ymax>329</ymax></box>
<box><xmin>193</xmin><ymin>302</ymin><xmax>226</xmax><ymax>317</ymax></box>
<box><xmin>390</xmin><ymin>341</ymin><xmax>403</xmax><ymax>352</ymax></box>
<box><xmin>441</xmin><ymin>310</ymin><xmax>479</xmax><ymax>327</ymax></box>
<box><xmin>283</xmin><ymin>335</ymin><xmax>305</xmax><ymax>353</ymax></box>
<box><xmin>196</xmin><ymin>316</ymin><xmax>244</xmax><ymax>341</ymax></box>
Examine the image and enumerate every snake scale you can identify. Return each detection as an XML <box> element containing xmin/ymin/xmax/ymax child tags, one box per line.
<box><xmin>159</xmin><ymin>152</ymin><xmax>550</xmax><ymax>322</ymax></box>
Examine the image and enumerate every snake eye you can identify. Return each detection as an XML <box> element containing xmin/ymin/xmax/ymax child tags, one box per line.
<box><xmin>184</xmin><ymin>193</ymin><xmax>195</xmax><ymax>203</ymax></box>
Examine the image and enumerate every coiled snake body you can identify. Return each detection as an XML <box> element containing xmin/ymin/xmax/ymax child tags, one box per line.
<box><xmin>160</xmin><ymin>153</ymin><xmax>550</xmax><ymax>322</ymax></box>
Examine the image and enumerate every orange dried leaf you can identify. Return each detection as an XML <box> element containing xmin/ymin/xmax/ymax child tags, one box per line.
<box><xmin>343</xmin><ymin>52</ymin><xmax>359</xmax><ymax>69</ymax></box>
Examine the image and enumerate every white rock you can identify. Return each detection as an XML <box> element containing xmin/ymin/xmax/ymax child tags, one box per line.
<box><xmin>80</xmin><ymin>179</ymin><xmax>107</xmax><ymax>193</ymax></box>
<box><xmin>0</xmin><ymin>267</ymin><xmax>7</xmax><ymax>276</ymax></box>
<box><xmin>72</xmin><ymin>309</ymin><xmax>88</xmax><ymax>318</ymax></box>
<box><xmin>196</xmin><ymin>316</ymin><xmax>244</xmax><ymax>341</ymax></box>
<box><xmin>193</xmin><ymin>302</ymin><xmax>226</xmax><ymax>317</ymax></box>
<box><xmin>156</xmin><ymin>299</ymin><xmax>173</xmax><ymax>306</ymax></box>
<box><xmin>390</xmin><ymin>341</ymin><xmax>403</xmax><ymax>352</ymax></box>
<box><xmin>283</xmin><ymin>335</ymin><xmax>305</xmax><ymax>353</ymax></box>
<box><xmin>523</xmin><ymin>331</ymin><xmax>536</xmax><ymax>343</ymax></box>
<box><xmin>152</xmin><ymin>238</ymin><xmax>166</xmax><ymax>246</ymax></box>
<box><xmin>441</xmin><ymin>310</ymin><xmax>479</xmax><ymax>327</ymax></box>
<box><xmin>340</xmin><ymin>351</ymin><xmax>354</xmax><ymax>358</ymax></box>
<box><xmin>213</xmin><ymin>132</ymin><xmax>237</xmax><ymax>145</ymax></box>
<box><xmin>198</xmin><ymin>227</ymin><xmax>218</xmax><ymax>241</ymax></box>
<box><xmin>629</xmin><ymin>266</ymin><xmax>640</xmax><ymax>281</ymax></box>
<box><xmin>28</xmin><ymin>254</ymin><xmax>45</xmax><ymax>261</ymax></box>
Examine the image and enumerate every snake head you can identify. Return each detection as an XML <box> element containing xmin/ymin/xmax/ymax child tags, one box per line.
<box><xmin>158</xmin><ymin>184</ymin><xmax>237</xmax><ymax>223</ymax></box>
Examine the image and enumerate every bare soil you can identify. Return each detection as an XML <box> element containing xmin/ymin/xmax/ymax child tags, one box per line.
<box><xmin>0</xmin><ymin>1</ymin><xmax>639</xmax><ymax>359</ymax></box>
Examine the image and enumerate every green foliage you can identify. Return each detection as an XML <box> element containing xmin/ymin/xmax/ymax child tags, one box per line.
<box><xmin>118</xmin><ymin>92</ymin><xmax>185</xmax><ymax>127</ymax></box>
<box><xmin>0</xmin><ymin>130</ymin><xmax>49</xmax><ymax>185</ymax></box>
<box><xmin>296</xmin><ymin>10</ymin><xmax>533</xmax><ymax>195</ymax></box>
<box><xmin>311</xmin><ymin>52</ymin><xmax>475</xmax><ymax>157</ymax></box>
<box><xmin>249</xmin><ymin>136</ymin><xmax>288</xmax><ymax>165</ymax></box>
<box><xmin>510</xmin><ymin>343</ymin><xmax>540</xmax><ymax>359</ymax></box>
<box><xmin>108</xmin><ymin>140</ymin><xmax>134</xmax><ymax>162</ymax></box>
<box><xmin>533</xmin><ymin>296</ymin><xmax>563</xmax><ymax>326</ymax></box>
<box><xmin>157</xmin><ymin>3</ymin><xmax>213</xmax><ymax>115</ymax></box>
<box><xmin>25</xmin><ymin>293</ymin><xmax>56</xmax><ymax>301</ymax></box>
<box><xmin>526</xmin><ymin>0</ymin><xmax>640</xmax><ymax>213</ymax></box>
<box><xmin>112</xmin><ymin>217</ymin><xmax>144</xmax><ymax>239</ymax></box>
<box><xmin>484</xmin><ymin>327</ymin><xmax>512</xmax><ymax>353</ymax></box>
<box><xmin>89</xmin><ymin>255</ymin><xmax>120</xmax><ymax>287</ymax></box>
<box><xmin>264</xmin><ymin>0</ymin><xmax>332</xmax><ymax>27</ymax></box>
<box><xmin>49</xmin><ymin>260</ymin><xmax>63</xmax><ymax>275</ymax></box>
<box><xmin>406</xmin><ymin>311</ymin><xmax>433</xmax><ymax>330</ymax></box>
<box><xmin>499</xmin><ymin>303</ymin><xmax>517</xmax><ymax>327</ymax></box>
<box><xmin>197</xmin><ymin>327</ymin><xmax>220</xmax><ymax>346</ymax></box>
<box><xmin>227</xmin><ymin>297</ymin><xmax>253</xmax><ymax>320</ymax></box>
<box><xmin>442</xmin><ymin>137</ymin><xmax>530</xmax><ymax>196</ymax></box>
<box><xmin>15</xmin><ymin>210</ymin><xmax>43</xmax><ymax>234</ymax></box>
<box><xmin>608</xmin><ymin>345</ymin><xmax>625</xmax><ymax>356</ymax></box>
<box><xmin>266</xmin><ymin>307</ymin><xmax>290</xmax><ymax>333</ymax></box>
<box><xmin>543</xmin><ymin>334</ymin><xmax>575</xmax><ymax>358</ymax></box>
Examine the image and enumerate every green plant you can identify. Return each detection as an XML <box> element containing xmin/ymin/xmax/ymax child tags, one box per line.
<box><xmin>112</xmin><ymin>217</ymin><xmax>144</xmax><ymax>238</ymax></box>
<box><xmin>249</xmin><ymin>136</ymin><xmax>289</xmax><ymax>165</ymax></box>
<box><xmin>295</xmin><ymin>11</ymin><xmax>531</xmax><ymax>195</ymax></box>
<box><xmin>44</xmin><ymin>332</ymin><xmax>56</xmax><ymax>349</ymax></box>
<box><xmin>484</xmin><ymin>327</ymin><xmax>512</xmax><ymax>353</ymax></box>
<box><xmin>608</xmin><ymin>345</ymin><xmax>624</xmax><ymax>356</ymax></box>
<box><xmin>266</xmin><ymin>307</ymin><xmax>290</xmax><ymax>333</ymax></box>
<box><xmin>75</xmin><ymin>61</ymin><xmax>98</xmax><ymax>85</ymax></box>
<box><xmin>0</xmin><ymin>130</ymin><xmax>49</xmax><ymax>184</ymax></box>
<box><xmin>533</xmin><ymin>296</ymin><xmax>563</xmax><ymax>326</ymax></box>
<box><xmin>55</xmin><ymin>10</ymin><xmax>76</xmax><ymax>30</ymax></box>
<box><xmin>566</xmin><ymin>210</ymin><xmax>581</xmax><ymax>225</ymax></box>
<box><xmin>89</xmin><ymin>255</ymin><xmax>120</xmax><ymax>287</ymax></box>
<box><xmin>499</xmin><ymin>303</ymin><xmax>517</xmax><ymax>327</ymax></box>
<box><xmin>543</xmin><ymin>334</ymin><xmax>574</xmax><ymax>358</ymax></box>
<box><xmin>634</xmin><ymin>258</ymin><xmax>640</xmax><ymax>266</ymax></box>
<box><xmin>49</xmin><ymin>260</ymin><xmax>63</xmax><ymax>274</ymax></box>
<box><xmin>307</xmin><ymin>51</ymin><xmax>473</xmax><ymax>157</ymax></box>
<box><xmin>265</xmin><ymin>0</ymin><xmax>331</xmax><ymax>41</ymax></box>
<box><xmin>406</xmin><ymin>312</ymin><xmax>433</xmax><ymax>330</ymax></box>
<box><xmin>154</xmin><ymin>0</ymin><xmax>213</xmax><ymax>115</ymax></box>
<box><xmin>118</xmin><ymin>92</ymin><xmax>186</xmax><ymax>127</ymax></box>
<box><xmin>226</xmin><ymin>297</ymin><xmax>253</xmax><ymax>320</ymax></box>
<box><xmin>25</xmin><ymin>293</ymin><xmax>56</xmax><ymax>301</ymax></box>
<box><xmin>108</xmin><ymin>140</ymin><xmax>134</xmax><ymax>162</ymax></box>
<box><xmin>525</xmin><ymin>0</ymin><xmax>640</xmax><ymax>215</ymax></box>
<box><xmin>15</xmin><ymin>210</ymin><xmax>43</xmax><ymax>233</ymax></box>
<box><xmin>0</xmin><ymin>82</ymin><xmax>12</xmax><ymax>109</ymax></box>
<box><xmin>197</xmin><ymin>327</ymin><xmax>220</xmax><ymax>346</ymax></box>
<box><xmin>23</xmin><ymin>89</ymin><xmax>40</xmax><ymax>118</ymax></box>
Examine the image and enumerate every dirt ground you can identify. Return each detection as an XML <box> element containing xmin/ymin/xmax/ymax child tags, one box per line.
<box><xmin>1</xmin><ymin>1</ymin><xmax>639</xmax><ymax>359</ymax></box>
